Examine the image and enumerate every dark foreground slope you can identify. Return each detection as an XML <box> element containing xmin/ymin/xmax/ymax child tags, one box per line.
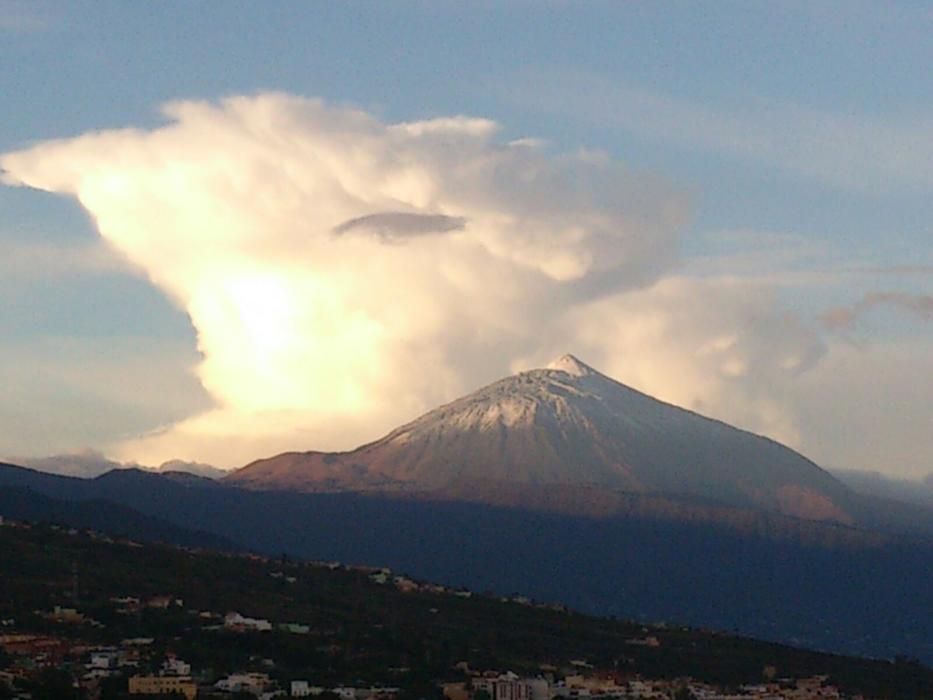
<box><xmin>1</xmin><ymin>462</ymin><xmax>930</xmax><ymax>664</ymax></box>
<box><xmin>1</xmin><ymin>520</ymin><xmax>931</xmax><ymax>698</ymax></box>
<box><xmin>0</xmin><ymin>485</ymin><xmax>235</xmax><ymax>551</ymax></box>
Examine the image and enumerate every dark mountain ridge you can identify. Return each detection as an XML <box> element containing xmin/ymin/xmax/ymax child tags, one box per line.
<box><xmin>0</xmin><ymin>484</ymin><xmax>235</xmax><ymax>550</ymax></box>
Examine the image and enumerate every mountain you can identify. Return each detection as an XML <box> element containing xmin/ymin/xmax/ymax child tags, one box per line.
<box><xmin>9</xmin><ymin>449</ymin><xmax>224</xmax><ymax>480</ymax></box>
<box><xmin>229</xmin><ymin>354</ymin><xmax>855</xmax><ymax>524</ymax></box>
<box><xmin>1</xmin><ymin>460</ymin><xmax>931</xmax><ymax>662</ymax></box>
<box><xmin>831</xmin><ymin>468</ymin><xmax>933</xmax><ymax>509</ymax></box>
<box><xmin>10</xmin><ymin>449</ymin><xmax>129</xmax><ymax>479</ymax></box>
<box><xmin>0</xmin><ymin>486</ymin><xmax>235</xmax><ymax>550</ymax></box>
<box><xmin>153</xmin><ymin>459</ymin><xmax>226</xmax><ymax>480</ymax></box>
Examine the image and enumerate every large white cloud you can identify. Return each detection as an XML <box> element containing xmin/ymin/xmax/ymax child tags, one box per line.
<box><xmin>789</xmin><ymin>338</ymin><xmax>933</xmax><ymax>480</ymax></box>
<box><xmin>2</xmin><ymin>94</ymin><xmax>833</xmax><ymax>467</ymax></box>
<box><xmin>550</xmin><ymin>276</ymin><xmax>826</xmax><ymax>448</ymax></box>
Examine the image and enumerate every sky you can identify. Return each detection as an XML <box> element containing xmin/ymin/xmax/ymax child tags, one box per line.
<box><xmin>1</xmin><ymin>1</ymin><xmax>931</xmax><ymax>478</ymax></box>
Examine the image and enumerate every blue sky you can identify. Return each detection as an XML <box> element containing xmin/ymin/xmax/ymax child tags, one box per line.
<box><xmin>1</xmin><ymin>1</ymin><xmax>931</xmax><ymax>476</ymax></box>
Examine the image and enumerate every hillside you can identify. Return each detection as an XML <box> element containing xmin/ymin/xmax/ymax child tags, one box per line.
<box><xmin>0</xmin><ymin>462</ymin><xmax>931</xmax><ymax>664</ymax></box>
<box><xmin>0</xmin><ymin>519</ymin><xmax>931</xmax><ymax>699</ymax></box>
<box><xmin>0</xmin><ymin>486</ymin><xmax>235</xmax><ymax>551</ymax></box>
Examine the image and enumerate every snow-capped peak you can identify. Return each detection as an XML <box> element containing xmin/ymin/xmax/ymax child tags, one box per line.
<box><xmin>230</xmin><ymin>352</ymin><xmax>854</xmax><ymax>525</ymax></box>
<box><xmin>545</xmin><ymin>353</ymin><xmax>595</xmax><ymax>378</ymax></box>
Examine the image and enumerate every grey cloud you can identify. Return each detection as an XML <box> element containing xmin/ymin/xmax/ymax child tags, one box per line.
<box><xmin>12</xmin><ymin>450</ymin><xmax>224</xmax><ymax>479</ymax></box>
<box><xmin>820</xmin><ymin>291</ymin><xmax>933</xmax><ymax>331</ymax></box>
<box><xmin>829</xmin><ymin>468</ymin><xmax>933</xmax><ymax>509</ymax></box>
<box><xmin>333</xmin><ymin>211</ymin><xmax>467</xmax><ymax>241</ymax></box>
<box><xmin>506</xmin><ymin>69</ymin><xmax>933</xmax><ymax>194</ymax></box>
<box><xmin>13</xmin><ymin>449</ymin><xmax>136</xmax><ymax>479</ymax></box>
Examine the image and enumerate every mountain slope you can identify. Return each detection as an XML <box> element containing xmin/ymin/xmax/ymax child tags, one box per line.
<box><xmin>1</xmin><ymin>460</ymin><xmax>931</xmax><ymax>662</ymax></box>
<box><xmin>229</xmin><ymin>355</ymin><xmax>854</xmax><ymax>523</ymax></box>
<box><xmin>3</xmin><ymin>522</ymin><xmax>931</xmax><ymax>697</ymax></box>
<box><xmin>0</xmin><ymin>485</ymin><xmax>235</xmax><ymax>550</ymax></box>
<box><xmin>11</xmin><ymin>450</ymin><xmax>224</xmax><ymax>480</ymax></box>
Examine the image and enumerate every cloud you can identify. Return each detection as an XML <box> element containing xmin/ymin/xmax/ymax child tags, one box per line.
<box><xmin>686</xmin><ymin>229</ymin><xmax>834</xmax><ymax>281</ymax></box>
<box><xmin>540</xmin><ymin>276</ymin><xmax>827</xmax><ymax>448</ymax></box>
<box><xmin>0</xmin><ymin>240</ymin><xmax>130</xmax><ymax>279</ymax></box>
<box><xmin>333</xmin><ymin>211</ymin><xmax>467</xmax><ymax>240</ymax></box>
<box><xmin>842</xmin><ymin>264</ymin><xmax>933</xmax><ymax>277</ymax></box>
<box><xmin>12</xmin><ymin>449</ymin><xmax>138</xmax><ymax>479</ymax></box>
<box><xmin>788</xmin><ymin>338</ymin><xmax>933</xmax><ymax>480</ymax></box>
<box><xmin>0</xmin><ymin>335</ymin><xmax>209</xmax><ymax>459</ymax></box>
<box><xmin>1</xmin><ymin>94</ymin><xmax>696</xmax><ymax>465</ymax></box>
<box><xmin>0</xmin><ymin>94</ymin><xmax>865</xmax><ymax>470</ymax></box>
<box><xmin>10</xmin><ymin>449</ymin><xmax>223</xmax><ymax>480</ymax></box>
<box><xmin>505</xmin><ymin>70</ymin><xmax>933</xmax><ymax>194</ymax></box>
<box><xmin>829</xmin><ymin>467</ymin><xmax>933</xmax><ymax>509</ymax></box>
<box><xmin>820</xmin><ymin>291</ymin><xmax>933</xmax><ymax>331</ymax></box>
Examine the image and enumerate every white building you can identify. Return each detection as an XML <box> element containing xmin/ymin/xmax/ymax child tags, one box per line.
<box><xmin>88</xmin><ymin>649</ymin><xmax>119</xmax><ymax>669</ymax></box>
<box><xmin>291</xmin><ymin>680</ymin><xmax>312</xmax><ymax>697</ymax></box>
<box><xmin>225</xmin><ymin>611</ymin><xmax>274</xmax><ymax>632</ymax></box>
<box><xmin>525</xmin><ymin>678</ymin><xmax>550</xmax><ymax>700</ymax></box>
<box><xmin>474</xmin><ymin>673</ymin><xmax>542</xmax><ymax>700</ymax></box>
<box><xmin>162</xmin><ymin>656</ymin><xmax>192</xmax><ymax>676</ymax></box>
<box><xmin>216</xmin><ymin>671</ymin><xmax>272</xmax><ymax>695</ymax></box>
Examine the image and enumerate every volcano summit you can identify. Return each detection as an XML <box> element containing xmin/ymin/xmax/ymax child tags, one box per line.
<box><xmin>228</xmin><ymin>355</ymin><xmax>853</xmax><ymax>524</ymax></box>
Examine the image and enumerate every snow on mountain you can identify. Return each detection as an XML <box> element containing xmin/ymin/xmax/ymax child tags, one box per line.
<box><xmin>546</xmin><ymin>353</ymin><xmax>596</xmax><ymax>377</ymax></box>
<box><xmin>228</xmin><ymin>354</ymin><xmax>854</xmax><ymax>523</ymax></box>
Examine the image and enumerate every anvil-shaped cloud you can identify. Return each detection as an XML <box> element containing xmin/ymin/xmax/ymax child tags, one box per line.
<box><xmin>0</xmin><ymin>94</ymin><xmax>823</xmax><ymax>467</ymax></box>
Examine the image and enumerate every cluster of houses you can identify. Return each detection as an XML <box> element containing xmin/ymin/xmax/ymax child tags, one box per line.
<box><xmin>0</xmin><ymin>633</ymin><xmax>169</xmax><ymax>698</ymax></box>
<box><xmin>443</xmin><ymin>669</ymin><xmax>855</xmax><ymax>700</ymax></box>
<box><xmin>0</xmin><ymin>637</ymin><xmax>401</xmax><ymax>699</ymax></box>
<box><xmin>1</xmin><ymin>616</ymin><xmax>862</xmax><ymax>700</ymax></box>
<box><xmin>364</xmin><ymin>568</ymin><xmax>568</xmax><ymax>613</ymax></box>
<box><xmin>0</xmin><ymin>520</ymin><xmax>888</xmax><ymax>699</ymax></box>
<box><xmin>0</xmin><ymin>628</ymin><xmax>877</xmax><ymax>699</ymax></box>
<box><xmin>0</xmin><ymin>582</ymin><xmax>881</xmax><ymax>700</ymax></box>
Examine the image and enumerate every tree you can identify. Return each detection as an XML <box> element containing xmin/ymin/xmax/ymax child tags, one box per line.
<box><xmin>29</xmin><ymin>669</ymin><xmax>82</xmax><ymax>700</ymax></box>
<box><xmin>99</xmin><ymin>676</ymin><xmax>127</xmax><ymax>700</ymax></box>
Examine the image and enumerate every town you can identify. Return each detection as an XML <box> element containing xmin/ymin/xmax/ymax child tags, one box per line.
<box><xmin>0</xmin><ymin>632</ymin><xmax>860</xmax><ymax>699</ymax></box>
<box><xmin>0</xmin><ymin>516</ymin><xmax>928</xmax><ymax>700</ymax></box>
